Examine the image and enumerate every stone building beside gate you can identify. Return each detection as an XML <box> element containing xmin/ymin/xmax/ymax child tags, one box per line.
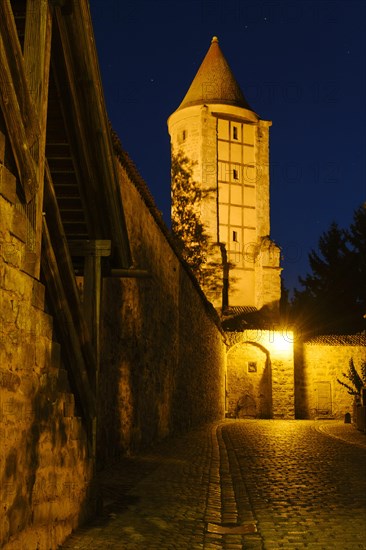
<box><xmin>0</xmin><ymin>5</ymin><xmax>364</xmax><ymax>549</ymax></box>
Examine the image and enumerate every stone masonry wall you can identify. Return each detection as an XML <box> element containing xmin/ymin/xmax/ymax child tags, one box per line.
<box><xmin>296</xmin><ymin>337</ymin><xmax>366</xmax><ymax>419</ymax></box>
<box><xmin>98</xmin><ymin>149</ymin><xmax>226</xmax><ymax>464</ymax></box>
<box><xmin>0</xmin><ymin>156</ymin><xmax>94</xmax><ymax>549</ymax></box>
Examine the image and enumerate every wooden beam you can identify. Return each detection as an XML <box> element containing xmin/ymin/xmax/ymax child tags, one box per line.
<box><xmin>23</xmin><ymin>0</ymin><xmax>53</xmax><ymax>274</ymax></box>
<box><xmin>69</xmin><ymin>239</ymin><xmax>112</xmax><ymax>367</ymax></box>
<box><xmin>0</xmin><ymin>31</ymin><xmax>37</xmax><ymax>203</ymax></box>
<box><xmin>0</xmin><ymin>1</ymin><xmax>39</xmax><ymax>146</ymax></box>
<box><xmin>0</xmin><ymin>1</ymin><xmax>42</xmax><ymax>203</ymax></box>
<box><xmin>41</xmin><ymin>215</ymin><xmax>96</xmax><ymax>420</ymax></box>
<box><xmin>110</xmin><ymin>269</ymin><xmax>151</xmax><ymax>278</ymax></box>
<box><xmin>53</xmin><ymin>0</ymin><xmax>132</xmax><ymax>267</ymax></box>
<box><xmin>24</xmin><ymin>0</ymin><xmax>53</xmax><ymax>123</ymax></box>
<box><xmin>68</xmin><ymin>240</ymin><xmax>111</xmax><ymax>258</ymax></box>
<box><xmin>50</xmin><ymin>20</ymin><xmax>103</xmax><ymax>240</ymax></box>
<box><xmin>43</xmin><ymin>161</ymin><xmax>98</xmax><ymax>388</ymax></box>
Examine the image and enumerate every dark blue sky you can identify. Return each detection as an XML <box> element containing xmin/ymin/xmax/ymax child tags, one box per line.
<box><xmin>89</xmin><ymin>0</ymin><xmax>366</xmax><ymax>294</ymax></box>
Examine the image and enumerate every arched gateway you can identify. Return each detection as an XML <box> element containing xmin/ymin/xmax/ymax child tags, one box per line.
<box><xmin>226</xmin><ymin>341</ymin><xmax>272</xmax><ymax>418</ymax></box>
<box><xmin>225</xmin><ymin>330</ymin><xmax>295</xmax><ymax>419</ymax></box>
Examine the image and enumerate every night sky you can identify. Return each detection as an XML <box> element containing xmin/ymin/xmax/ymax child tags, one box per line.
<box><xmin>89</xmin><ymin>0</ymin><xmax>366</xmax><ymax>295</ymax></box>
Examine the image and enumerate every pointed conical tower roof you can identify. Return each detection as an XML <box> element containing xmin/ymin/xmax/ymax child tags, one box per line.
<box><xmin>177</xmin><ymin>36</ymin><xmax>253</xmax><ymax>112</ymax></box>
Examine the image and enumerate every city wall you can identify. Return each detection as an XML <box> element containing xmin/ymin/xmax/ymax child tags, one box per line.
<box><xmin>98</xmin><ymin>146</ymin><xmax>226</xmax><ymax>464</ymax></box>
<box><xmin>0</xmin><ymin>138</ymin><xmax>226</xmax><ymax>547</ymax></box>
<box><xmin>0</xmin><ymin>179</ymin><xmax>95</xmax><ymax>549</ymax></box>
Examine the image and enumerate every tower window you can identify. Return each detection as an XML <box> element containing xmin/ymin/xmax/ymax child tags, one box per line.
<box><xmin>182</xmin><ymin>130</ymin><xmax>186</xmax><ymax>141</ymax></box>
<box><xmin>233</xmin><ymin>231</ymin><xmax>238</xmax><ymax>242</ymax></box>
<box><xmin>233</xmin><ymin>126</ymin><xmax>238</xmax><ymax>140</ymax></box>
<box><xmin>233</xmin><ymin>168</ymin><xmax>239</xmax><ymax>180</ymax></box>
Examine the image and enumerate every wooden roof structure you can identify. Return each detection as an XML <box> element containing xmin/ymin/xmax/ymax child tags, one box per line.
<box><xmin>1</xmin><ymin>0</ymin><xmax>131</xmax><ymax>268</ymax></box>
<box><xmin>0</xmin><ymin>0</ymin><xmax>132</xmax><ymax>447</ymax></box>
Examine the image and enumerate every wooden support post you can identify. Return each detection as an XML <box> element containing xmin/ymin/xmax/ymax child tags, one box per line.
<box><xmin>68</xmin><ymin>239</ymin><xmax>112</xmax><ymax>374</ymax></box>
<box><xmin>68</xmin><ymin>239</ymin><xmax>111</xmax><ymax>462</ymax></box>
<box><xmin>43</xmin><ymin>163</ymin><xmax>98</xmax><ymax>384</ymax></box>
<box><xmin>0</xmin><ymin>30</ymin><xmax>37</xmax><ymax>202</ymax></box>
<box><xmin>24</xmin><ymin>0</ymin><xmax>53</xmax><ymax>276</ymax></box>
<box><xmin>43</xmin><ymin>166</ymin><xmax>100</xmax><ymax>461</ymax></box>
<box><xmin>0</xmin><ymin>1</ymin><xmax>39</xmax><ymax>148</ymax></box>
<box><xmin>110</xmin><ymin>268</ymin><xmax>151</xmax><ymax>278</ymax></box>
<box><xmin>54</xmin><ymin>2</ymin><xmax>132</xmax><ymax>268</ymax></box>
<box><xmin>41</xmin><ymin>217</ymin><xmax>96</xmax><ymax>424</ymax></box>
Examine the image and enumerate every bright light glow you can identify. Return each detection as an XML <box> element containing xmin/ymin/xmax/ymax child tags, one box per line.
<box><xmin>272</xmin><ymin>331</ymin><xmax>293</xmax><ymax>352</ymax></box>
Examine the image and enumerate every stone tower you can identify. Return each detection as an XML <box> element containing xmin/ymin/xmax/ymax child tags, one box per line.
<box><xmin>168</xmin><ymin>37</ymin><xmax>281</xmax><ymax>318</ymax></box>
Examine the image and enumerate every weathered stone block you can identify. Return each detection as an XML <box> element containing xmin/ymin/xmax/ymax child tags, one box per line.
<box><xmin>21</xmin><ymin>251</ymin><xmax>37</xmax><ymax>278</ymax></box>
<box><xmin>1</xmin><ymin>237</ymin><xmax>22</xmax><ymax>267</ymax></box>
<box><xmin>10</xmin><ymin>207</ymin><xmax>27</xmax><ymax>243</ymax></box>
<box><xmin>31</xmin><ymin>280</ymin><xmax>45</xmax><ymax>310</ymax></box>
<box><xmin>68</xmin><ymin>416</ymin><xmax>85</xmax><ymax>441</ymax></box>
<box><xmin>0</xmin><ymin>369</ymin><xmax>21</xmax><ymax>392</ymax></box>
<box><xmin>3</xmin><ymin>262</ymin><xmax>27</xmax><ymax>296</ymax></box>
<box><xmin>0</xmin><ymin>164</ymin><xmax>17</xmax><ymax>204</ymax></box>
<box><xmin>33</xmin><ymin>309</ymin><xmax>54</xmax><ymax>341</ymax></box>
<box><xmin>57</xmin><ymin>369</ymin><xmax>70</xmax><ymax>393</ymax></box>
<box><xmin>63</xmin><ymin>393</ymin><xmax>75</xmax><ymax>417</ymax></box>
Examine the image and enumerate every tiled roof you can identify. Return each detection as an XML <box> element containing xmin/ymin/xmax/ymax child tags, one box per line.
<box><xmin>224</xmin><ymin>306</ymin><xmax>258</xmax><ymax>316</ymax></box>
<box><xmin>177</xmin><ymin>37</ymin><xmax>254</xmax><ymax>112</ymax></box>
<box><xmin>221</xmin><ymin>305</ymin><xmax>279</xmax><ymax>331</ymax></box>
<box><xmin>305</xmin><ymin>333</ymin><xmax>366</xmax><ymax>346</ymax></box>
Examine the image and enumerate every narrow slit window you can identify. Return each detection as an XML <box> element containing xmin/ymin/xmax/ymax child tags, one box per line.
<box><xmin>233</xmin><ymin>168</ymin><xmax>239</xmax><ymax>180</ymax></box>
<box><xmin>233</xmin><ymin>231</ymin><xmax>238</xmax><ymax>242</ymax></box>
<box><xmin>182</xmin><ymin>130</ymin><xmax>186</xmax><ymax>141</ymax></box>
<box><xmin>233</xmin><ymin>126</ymin><xmax>238</xmax><ymax>140</ymax></box>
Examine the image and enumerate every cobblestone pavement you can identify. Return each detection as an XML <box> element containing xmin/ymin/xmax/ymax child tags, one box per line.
<box><xmin>61</xmin><ymin>421</ymin><xmax>366</xmax><ymax>549</ymax></box>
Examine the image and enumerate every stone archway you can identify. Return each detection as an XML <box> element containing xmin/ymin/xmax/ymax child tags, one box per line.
<box><xmin>226</xmin><ymin>341</ymin><xmax>272</xmax><ymax>418</ymax></box>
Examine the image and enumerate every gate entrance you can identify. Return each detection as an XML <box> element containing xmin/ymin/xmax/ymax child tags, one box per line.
<box><xmin>226</xmin><ymin>342</ymin><xmax>272</xmax><ymax>418</ymax></box>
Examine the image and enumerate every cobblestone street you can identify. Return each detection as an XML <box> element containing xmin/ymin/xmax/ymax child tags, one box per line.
<box><xmin>61</xmin><ymin>421</ymin><xmax>366</xmax><ymax>549</ymax></box>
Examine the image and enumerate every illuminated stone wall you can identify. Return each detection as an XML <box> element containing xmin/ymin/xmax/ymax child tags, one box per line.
<box><xmin>98</xmin><ymin>153</ymin><xmax>226</xmax><ymax>463</ymax></box>
<box><xmin>295</xmin><ymin>336</ymin><xmax>366</xmax><ymax>419</ymax></box>
<box><xmin>0</xmin><ymin>167</ymin><xmax>94</xmax><ymax>549</ymax></box>
<box><xmin>168</xmin><ymin>103</ymin><xmax>281</xmax><ymax>311</ymax></box>
<box><xmin>225</xmin><ymin>329</ymin><xmax>295</xmax><ymax>419</ymax></box>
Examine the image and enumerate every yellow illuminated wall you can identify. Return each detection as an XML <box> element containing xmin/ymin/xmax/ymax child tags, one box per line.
<box><xmin>168</xmin><ymin>37</ymin><xmax>281</xmax><ymax>311</ymax></box>
<box><xmin>168</xmin><ymin>103</ymin><xmax>281</xmax><ymax>310</ymax></box>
